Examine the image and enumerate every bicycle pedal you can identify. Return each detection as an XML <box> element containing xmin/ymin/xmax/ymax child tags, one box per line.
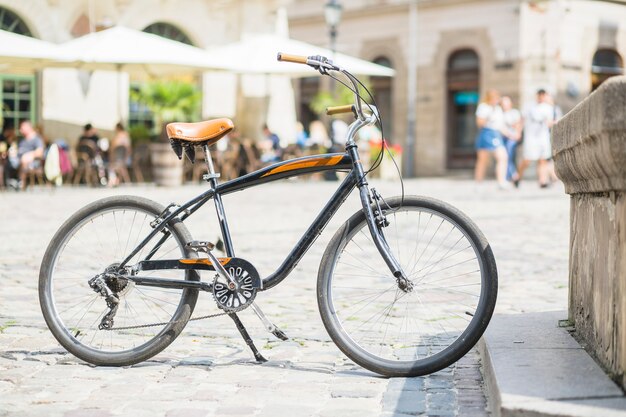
<box><xmin>185</xmin><ymin>240</ymin><xmax>215</xmax><ymax>253</ymax></box>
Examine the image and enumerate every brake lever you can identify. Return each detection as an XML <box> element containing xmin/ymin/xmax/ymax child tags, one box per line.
<box><xmin>307</xmin><ymin>55</ymin><xmax>340</xmax><ymax>73</ymax></box>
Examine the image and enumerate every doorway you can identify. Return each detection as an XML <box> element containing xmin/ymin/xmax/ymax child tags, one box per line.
<box><xmin>446</xmin><ymin>49</ymin><xmax>479</xmax><ymax>169</ymax></box>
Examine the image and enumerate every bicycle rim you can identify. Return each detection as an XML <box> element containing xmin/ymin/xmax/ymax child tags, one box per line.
<box><xmin>323</xmin><ymin>199</ymin><xmax>492</xmax><ymax>370</ymax></box>
<box><xmin>45</xmin><ymin>203</ymin><xmax>191</xmax><ymax>354</ymax></box>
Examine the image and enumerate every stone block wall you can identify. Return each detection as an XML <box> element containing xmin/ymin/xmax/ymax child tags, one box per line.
<box><xmin>552</xmin><ymin>76</ymin><xmax>626</xmax><ymax>389</ymax></box>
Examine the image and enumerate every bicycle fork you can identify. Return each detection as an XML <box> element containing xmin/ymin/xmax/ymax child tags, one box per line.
<box><xmin>347</xmin><ymin>144</ymin><xmax>412</xmax><ymax>292</ymax></box>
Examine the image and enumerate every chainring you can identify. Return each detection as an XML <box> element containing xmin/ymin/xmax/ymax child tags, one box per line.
<box><xmin>212</xmin><ymin>258</ymin><xmax>261</xmax><ymax>313</ymax></box>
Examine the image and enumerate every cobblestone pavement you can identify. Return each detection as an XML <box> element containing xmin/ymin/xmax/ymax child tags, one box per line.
<box><xmin>0</xmin><ymin>178</ymin><xmax>570</xmax><ymax>416</ymax></box>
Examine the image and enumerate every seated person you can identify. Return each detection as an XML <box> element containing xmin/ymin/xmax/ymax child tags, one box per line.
<box><xmin>17</xmin><ymin>120</ymin><xmax>45</xmax><ymax>190</ymax></box>
<box><xmin>260</xmin><ymin>124</ymin><xmax>282</xmax><ymax>163</ymax></box>
<box><xmin>79</xmin><ymin>123</ymin><xmax>100</xmax><ymax>146</ymax></box>
<box><xmin>0</xmin><ymin>126</ymin><xmax>17</xmax><ymax>188</ymax></box>
<box><xmin>77</xmin><ymin>123</ymin><xmax>107</xmax><ymax>185</ymax></box>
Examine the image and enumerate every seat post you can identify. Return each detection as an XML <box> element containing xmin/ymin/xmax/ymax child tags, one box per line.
<box><xmin>202</xmin><ymin>144</ymin><xmax>220</xmax><ymax>188</ymax></box>
<box><xmin>204</xmin><ymin>143</ymin><xmax>236</xmax><ymax>256</ymax></box>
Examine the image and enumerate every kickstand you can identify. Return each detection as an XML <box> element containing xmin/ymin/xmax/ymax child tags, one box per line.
<box><xmin>229</xmin><ymin>313</ymin><xmax>267</xmax><ymax>363</ymax></box>
<box><xmin>251</xmin><ymin>302</ymin><xmax>289</xmax><ymax>341</ymax></box>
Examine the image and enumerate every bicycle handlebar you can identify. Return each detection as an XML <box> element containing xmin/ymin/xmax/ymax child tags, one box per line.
<box><xmin>326</xmin><ymin>104</ymin><xmax>355</xmax><ymax>116</ymax></box>
<box><xmin>276</xmin><ymin>52</ymin><xmax>308</xmax><ymax>64</ymax></box>
<box><xmin>277</xmin><ymin>52</ymin><xmax>371</xmax><ymax>124</ymax></box>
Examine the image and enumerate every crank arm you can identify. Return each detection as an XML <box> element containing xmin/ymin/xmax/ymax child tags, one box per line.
<box><xmin>125</xmin><ymin>275</ymin><xmax>213</xmax><ymax>292</ymax></box>
<box><xmin>206</xmin><ymin>250</ymin><xmax>238</xmax><ymax>287</ymax></box>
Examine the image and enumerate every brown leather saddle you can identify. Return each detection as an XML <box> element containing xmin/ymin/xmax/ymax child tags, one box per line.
<box><xmin>166</xmin><ymin>118</ymin><xmax>234</xmax><ymax>163</ymax></box>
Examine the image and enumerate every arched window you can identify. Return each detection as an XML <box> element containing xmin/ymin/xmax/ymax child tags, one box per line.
<box><xmin>143</xmin><ymin>22</ymin><xmax>193</xmax><ymax>45</ymax></box>
<box><xmin>448</xmin><ymin>50</ymin><xmax>479</xmax><ymax>71</ymax></box>
<box><xmin>591</xmin><ymin>49</ymin><xmax>623</xmax><ymax>91</ymax></box>
<box><xmin>0</xmin><ymin>7</ymin><xmax>35</xmax><ymax>131</ymax></box>
<box><xmin>446</xmin><ymin>49</ymin><xmax>480</xmax><ymax>169</ymax></box>
<box><xmin>130</xmin><ymin>24</ymin><xmax>194</xmax><ymax>129</ymax></box>
<box><xmin>371</xmin><ymin>56</ymin><xmax>393</xmax><ymax>140</ymax></box>
<box><xmin>0</xmin><ymin>7</ymin><xmax>32</xmax><ymax>36</ymax></box>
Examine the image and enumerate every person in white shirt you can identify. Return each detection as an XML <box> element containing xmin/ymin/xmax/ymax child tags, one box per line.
<box><xmin>515</xmin><ymin>89</ymin><xmax>554</xmax><ymax>187</ymax></box>
<box><xmin>501</xmin><ymin>96</ymin><xmax>522</xmax><ymax>184</ymax></box>
<box><xmin>474</xmin><ymin>89</ymin><xmax>508</xmax><ymax>188</ymax></box>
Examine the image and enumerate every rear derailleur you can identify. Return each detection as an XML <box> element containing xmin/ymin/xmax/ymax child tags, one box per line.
<box><xmin>88</xmin><ymin>275</ymin><xmax>120</xmax><ymax>330</ymax></box>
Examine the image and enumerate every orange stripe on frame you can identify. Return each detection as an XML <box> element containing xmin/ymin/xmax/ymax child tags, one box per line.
<box><xmin>261</xmin><ymin>155</ymin><xmax>344</xmax><ymax>178</ymax></box>
<box><xmin>179</xmin><ymin>258</ymin><xmax>231</xmax><ymax>266</ymax></box>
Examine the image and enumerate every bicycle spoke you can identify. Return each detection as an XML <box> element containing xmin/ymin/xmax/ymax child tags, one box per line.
<box><xmin>327</xmin><ymin>202</ymin><xmax>489</xmax><ymax>366</ymax></box>
<box><xmin>47</xmin><ymin>203</ymin><xmax>189</xmax><ymax>354</ymax></box>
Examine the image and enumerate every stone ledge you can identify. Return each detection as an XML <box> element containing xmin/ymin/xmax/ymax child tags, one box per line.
<box><xmin>552</xmin><ymin>76</ymin><xmax>626</xmax><ymax>195</ymax></box>
<box><xmin>479</xmin><ymin>311</ymin><xmax>626</xmax><ymax>417</ymax></box>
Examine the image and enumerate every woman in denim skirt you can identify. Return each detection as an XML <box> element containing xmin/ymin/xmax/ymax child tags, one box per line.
<box><xmin>474</xmin><ymin>89</ymin><xmax>508</xmax><ymax>188</ymax></box>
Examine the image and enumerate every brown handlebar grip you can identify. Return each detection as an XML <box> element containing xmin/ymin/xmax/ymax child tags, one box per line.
<box><xmin>326</xmin><ymin>104</ymin><xmax>355</xmax><ymax>116</ymax></box>
<box><xmin>277</xmin><ymin>52</ymin><xmax>308</xmax><ymax>64</ymax></box>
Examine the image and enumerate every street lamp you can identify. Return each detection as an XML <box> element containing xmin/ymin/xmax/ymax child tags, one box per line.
<box><xmin>324</xmin><ymin>0</ymin><xmax>343</xmax><ymax>57</ymax></box>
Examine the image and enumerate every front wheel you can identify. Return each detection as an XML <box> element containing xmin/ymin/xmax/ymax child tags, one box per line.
<box><xmin>318</xmin><ymin>195</ymin><xmax>497</xmax><ymax>377</ymax></box>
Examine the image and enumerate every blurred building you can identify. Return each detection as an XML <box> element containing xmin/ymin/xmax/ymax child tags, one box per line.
<box><xmin>288</xmin><ymin>0</ymin><xmax>626</xmax><ymax>175</ymax></box>
<box><xmin>0</xmin><ymin>0</ymin><xmax>286</xmax><ymax>142</ymax></box>
<box><xmin>1</xmin><ymin>0</ymin><xmax>625</xmax><ymax>176</ymax></box>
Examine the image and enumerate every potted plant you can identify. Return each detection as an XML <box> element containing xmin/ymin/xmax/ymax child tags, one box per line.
<box><xmin>131</xmin><ymin>80</ymin><xmax>201</xmax><ymax>186</ymax></box>
<box><xmin>369</xmin><ymin>139</ymin><xmax>403</xmax><ymax>180</ymax></box>
<box><xmin>309</xmin><ymin>79</ymin><xmax>372</xmax><ymax>117</ymax></box>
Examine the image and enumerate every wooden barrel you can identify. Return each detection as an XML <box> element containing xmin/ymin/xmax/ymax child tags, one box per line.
<box><xmin>149</xmin><ymin>143</ymin><xmax>183</xmax><ymax>186</ymax></box>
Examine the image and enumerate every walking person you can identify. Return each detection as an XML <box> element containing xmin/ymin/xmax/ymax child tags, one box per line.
<box><xmin>474</xmin><ymin>89</ymin><xmax>508</xmax><ymax>188</ymax></box>
<box><xmin>108</xmin><ymin>122</ymin><xmax>132</xmax><ymax>187</ymax></box>
<box><xmin>501</xmin><ymin>96</ymin><xmax>522</xmax><ymax>185</ymax></box>
<box><xmin>515</xmin><ymin>89</ymin><xmax>554</xmax><ymax>188</ymax></box>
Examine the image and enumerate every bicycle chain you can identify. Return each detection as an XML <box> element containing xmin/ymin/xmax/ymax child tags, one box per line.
<box><xmin>102</xmin><ymin>311</ymin><xmax>229</xmax><ymax>331</ymax></box>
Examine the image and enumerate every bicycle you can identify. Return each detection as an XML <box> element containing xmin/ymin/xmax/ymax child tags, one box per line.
<box><xmin>39</xmin><ymin>53</ymin><xmax>498</xmax><ymax>377</ymax></box>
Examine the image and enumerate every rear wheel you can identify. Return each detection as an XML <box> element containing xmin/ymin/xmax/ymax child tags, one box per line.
<box><xmin>318</xmin><ymin>196</ymin><xmax>497</xmax><ymax>377</ymax></box>
<box><xmin>39</xmin><ymin>196</ymin><xmax>199</xmax><ymax>366</ymax></box>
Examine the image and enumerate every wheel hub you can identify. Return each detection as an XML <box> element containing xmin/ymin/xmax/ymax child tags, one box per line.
<box><xmin>397</xmin><ymin>276</ymin><xmax>414</xmax><ymax>293</ymax></box>
<box><xmin>103</xmin><ymin>263</ymin><xmax>134</xmax><ymax>296</ymax></box>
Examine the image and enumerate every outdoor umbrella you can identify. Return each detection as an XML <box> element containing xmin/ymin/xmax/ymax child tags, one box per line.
<box><xmin>207</xmin><ymin>33</ymin><xmax>396</xmax><ymax>77</ymax></box>
<box><xmin>56</xmin><ymin>26</ymin><xmax>232</xmax><ymax>76</ymax></box>
<box><xmin>0</xmin><ymin>30</ymin><xmax>70</xmax><ymax>71</ymax></box>
<box><xmin>205</xmin><ymin>32</ymin><xmax>394</xmax><ymax>146</ymax></box>
<box><xmin>53</xmin><ymin>26</ymin><xmax>237</xmax><ymax>123</ymax></box>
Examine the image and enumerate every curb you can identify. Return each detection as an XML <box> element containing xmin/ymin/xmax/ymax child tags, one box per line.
<box><xmin>478</xmin><ymin>311</ymin><xmax>626</xmax><ymax>417</ymax></box>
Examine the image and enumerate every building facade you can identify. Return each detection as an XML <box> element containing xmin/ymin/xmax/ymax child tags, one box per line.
<box><xmin>1</xmin><ymin>0</ymin><xmax>625</xmax><ymax>176</ymax></box>
<box><xmin>288</xmin><ymin>0</ymin><xmax>626</xmax><ymax>175</ymax></box>
<box><xmin>0</xmin><ymin>0</ymin><xmax>286</xmax><ymax>142</ymax></box>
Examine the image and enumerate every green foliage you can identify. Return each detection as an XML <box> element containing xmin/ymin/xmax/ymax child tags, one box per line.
<box><xmin>130</xmin><ymin>80</ymin><xmax>201</xmax><ymax>137</ymax></box>
<box><xmin>309</xmin><ymin>78</ymin><xmax>372</xmax><ymax>116</ymax></box>
<box><xmin>128</xmin><ymin>124</ymin><xmax>152</xmax><ymax>144</ymax></box>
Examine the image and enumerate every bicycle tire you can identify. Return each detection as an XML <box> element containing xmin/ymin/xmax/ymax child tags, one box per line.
<box><xmin>317</xmin><ymin>195</ymin><xmax>497</xmax><ymax>377</ymax></box>
<box><xmin>39</xmin><ymin>195</ymin><xmax>199</xmax><ymax>366</ymax></box>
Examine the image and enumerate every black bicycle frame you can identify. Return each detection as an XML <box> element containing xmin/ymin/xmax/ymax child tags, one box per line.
<box><xmin>122</xmin><ymin>140</ymin><xmax>405</xmax><ymax>291</ymax></box>
<box><xmin>121</xmin><ymin>152</ymin><xmax>359</xmax><ymax>288</ymax></box>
